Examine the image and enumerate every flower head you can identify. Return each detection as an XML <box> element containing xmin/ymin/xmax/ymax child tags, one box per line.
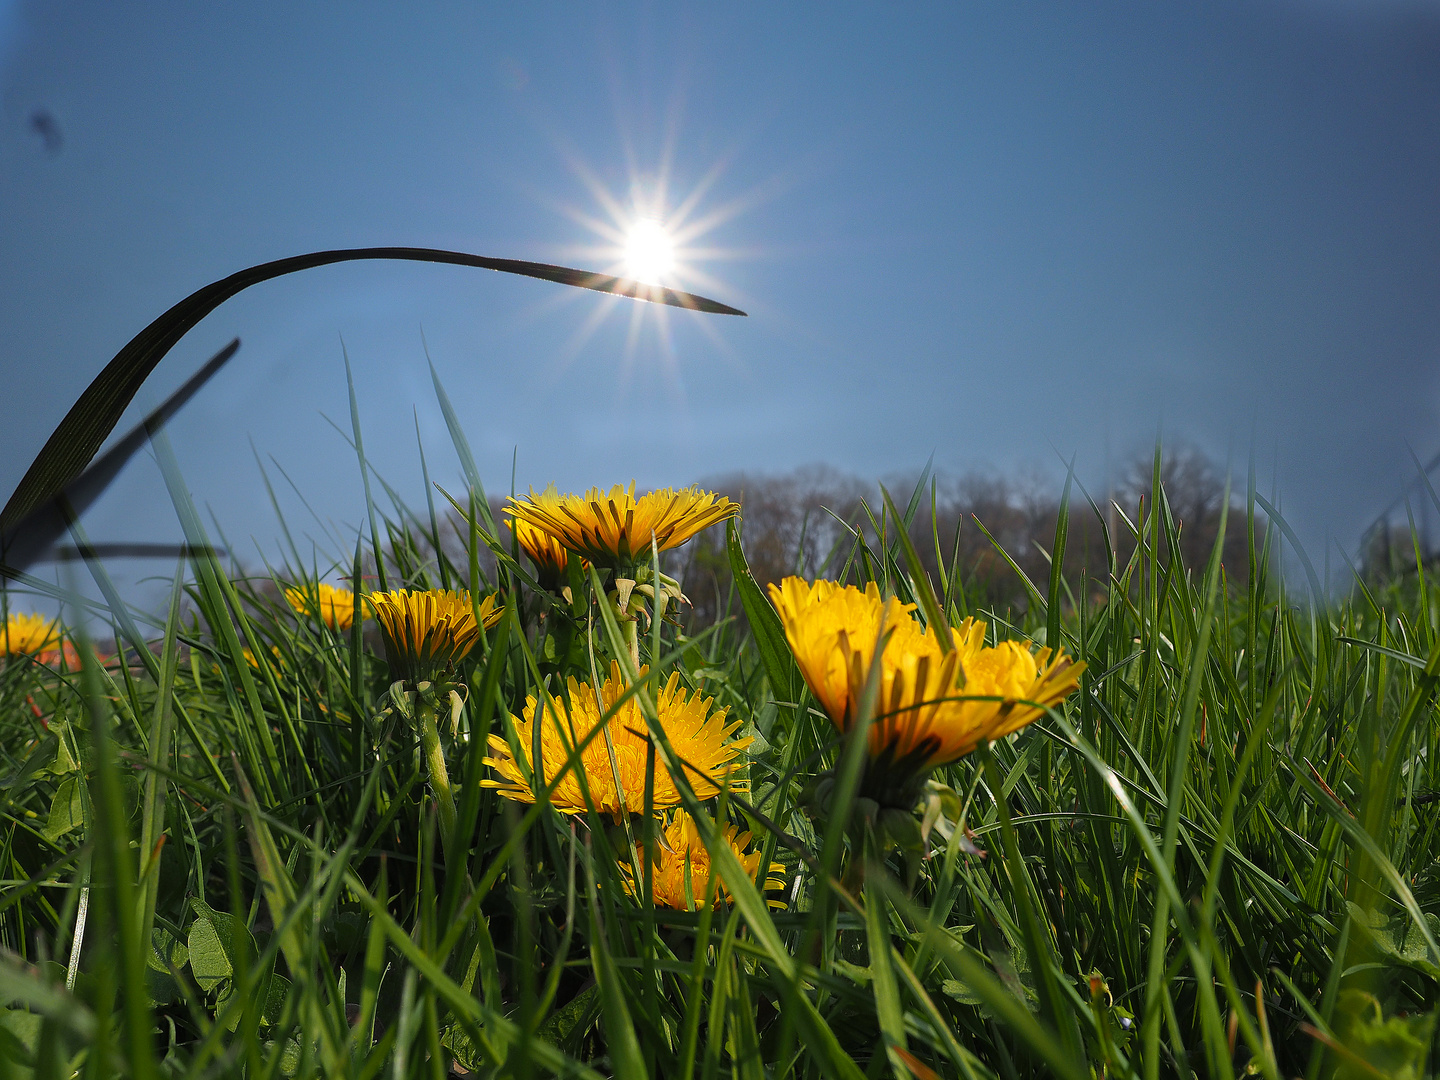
<box><xmin>242</xmin><ymin>644</ymin><xmax>284</xmax><ymax>672</ymax></box>
<box><xmin>368</xmin><ymin>589</ymin><xmax>502</xmax><ymax>685</ymax></box>
<box><xmin>506</xmin><ymin>483</ymin><xmax>739</xmax><ymax>569</ymax></box>
<box><xmin>2</xmin><ymin>613</ymin><xmax>59</xmax><ymax>658</ymax></box>
<box><xmin>482</xmin><ymin>662</ymin><xmax>751</xmax><ymax>821</ymax></box>
<box><xmin>623</xmin><ymin>811</ymin><xmax>786</xmax><ymax>910</ymax></box>
<box><xmin>284</xmin><ymin>582</ymin><xmax>360</xmax><ymax>631</ymax></box>
<box><xmin>507</xmin><ymin>513</ymin><xmax>584</xmax><ymax>592</ymax></box>
<box><xmin>770</xmin><ymin>577</ymin><xmax>1083</xmax><ymax>803</ymax></box>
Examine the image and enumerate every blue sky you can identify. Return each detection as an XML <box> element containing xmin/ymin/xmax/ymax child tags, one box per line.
<box><xmin>2</xmin><ymin>2</ymin><xmax>1439</xmax><ymax>598</ymax></box>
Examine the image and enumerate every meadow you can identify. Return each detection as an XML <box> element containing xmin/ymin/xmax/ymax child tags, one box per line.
<box><xmin>0</xmin><ymin>254</ymin><xmax>1437</xmax><ymax>1080</ymax></box>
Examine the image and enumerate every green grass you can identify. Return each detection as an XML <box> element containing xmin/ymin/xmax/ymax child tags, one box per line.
<box><xmin>2</xmin><ymin>412</ymin><xmax>1439</xmax><ymax>1080</ymax></box>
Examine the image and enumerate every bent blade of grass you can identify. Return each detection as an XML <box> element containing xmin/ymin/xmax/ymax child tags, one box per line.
<box><xmin>1253</xmin><ymin>492</ymin><xmax>1324</xmax><ymax>616</ymax></box>
<box><xmin>1</xmin><ymin>248</ymin><xmax>741</xmax><ymax>536</ymax></box>
<box><xmin>970</xmin><ymin>514</ymin><xmax>1047</xmax><ymax>616</ymax></box>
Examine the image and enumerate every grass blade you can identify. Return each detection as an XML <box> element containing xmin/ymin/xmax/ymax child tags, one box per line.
<box><xmin>1</xmin><ymin>248</ymin><xmax>741</xmax><ymax>537</ymax></box>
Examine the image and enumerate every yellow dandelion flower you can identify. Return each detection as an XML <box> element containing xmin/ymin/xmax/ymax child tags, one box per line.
<box><xmin>242</xmin><ymin>644</ymin><xmax>284</xmax><ymax>671</ymax></box>
<box><xmin>507</xmin><ymin>514</ymin><xmax>585</xmax><ymax>591</ymax></box>
<box><xmin>506</xmin><ymin>482</ymin><xmax>739</xmax><ymax>569</ymax></box>
<box><xmin>769</xmin><ymin>576</ymin><xmax>1083</xmax><ymax>797</ymax></box>
<box><xmin>482</xmin><ymin>661</ymin><xmax>751</xmax><ymax>821</ymax></box>
<box><xmin>622</xmin><ymin>811</ymin><xmax>787</xmax><ymax>910</ymax></box>
<box><xmin>368</xmin><ymin>589</ymin><xmax>502</xmax><ymax>685</ymax></box>
<box><xmin>284</xmin><ymin>582</ymin><xmax>360</xmax><ymax>630</ymax></box>
<box><xmin>2</xmin><ymin>613</ymin><xmax>59</xmax><ymax>658</ymax></box>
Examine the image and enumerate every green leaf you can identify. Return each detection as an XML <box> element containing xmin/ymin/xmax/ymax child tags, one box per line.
<box><xmin>1346</xmin><ymin>902</ymin><xmax>1440</xmax><ymax>978</ymax></box>
<box><xmin>442</xmin><ymin>1023</ymin><xmax>488</xmax><ymax>1073</ymax></box>
<box><xmin>145</xmin><ymin>927</ymin><xmax>189</xmax><ymax>1005</ymax></box>
<box><xmin>0</xmin><ymin>1008</ymin><xmax>42</xmax><ymax>1064</ymax></box>
<box><xmin>264</xmin><ymin>1039</ymin><xmax>303</xmax><ymax>1078</ymax></box>
<box><xmin>42</xmin><ymin>777</ymin><xmax>83</xmax><ymax>842</ymax></box>
<box><xmin>940</xmin><ymin>979</ymin><xmax>984</xmax><ymax>1007</ymax></box>
<box><xmin>262</xmin><ymin>973</ymin><xmax>292</xmax><ymax>1026</ymax></box>
<box><xmin>535</xmin><ymin>985</ymin><xmax>602</xmax><ymax>1050</ymax></box>
<box><xmin>1331</xmin><ymin>990</ymin><xmax>1436</xmax><ymax>1080</ymax></box>
<box><xmin>186</xmin><ymin>899</ymin><xmax>250</xmax><ymax>993</ymax></box>
<box><xmin>0</xmin><ymin>953</ymin><xmax>95</xmax><ymax>1040</ymax></box>
<box><xmin>186</xmin><ymin>916</ymin><xmax>231</xmax><ymax>993</ymax></box>
<box><xmin>44</xmin><ymin>722</ymin><xmax>78</xmax><ymax>776</ymax></box>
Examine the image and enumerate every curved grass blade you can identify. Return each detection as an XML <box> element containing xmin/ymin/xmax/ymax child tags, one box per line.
<box><xmin>1</xmin><ymin>249</ymin><xmax>744</xmax><ymax>534</ymax></box>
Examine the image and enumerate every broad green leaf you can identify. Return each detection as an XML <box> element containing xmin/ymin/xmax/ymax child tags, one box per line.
<box><xmin>264</xmin><ymin>1039</ymin><xmax>303</xmax><ymax>1077</ymax></box>
<box><xmin>262</xmin><ymin>973</ymin><xmax>292</xmax><ymax>1026</ymax></box>
<box><xmin>186</xmin><ymin>899</ymin><xmax>252</xmax><ymax>993</ymax></box>
<box><xmin>45</xmin><ymin>722</ymin><xmax>78</xmax><ymax>776</ymax></box>
<box><xmin>186</xmin><ymin>917</ymin><xmax>233</xmax><ymax>993</ymax></box>
<box><xmin>0</xmin><ymin>953</ymin><xmax>96</xmax><ymax>1039</ymax></box>
<box><xmin>1331</xmin><ymin>990</ymin><xmax>1435</xmax><ymax>1080</ymax></box>
<box><xmin>536</xmin><ymin>984</ymin><xmax>602</xmax><ymax>1050</ymax></box>
<box><xmin>0</xmin><ymin>1008</ymin><xmax>41</xmax><ymax>1061</ymax></box>
<box><xmin>42</xmin><ymin>777</ymin><xmax>83</xmax><ymax>842</ymax></box>
<box><xmin>145</xmin><ymin>927</ymin><xmax>189</xmax><ymax>1005</ymax></box>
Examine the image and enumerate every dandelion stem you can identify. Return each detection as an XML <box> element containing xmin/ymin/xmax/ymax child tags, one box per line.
<box><xmin>621</xmin><ymin>612</ymin><xmax>641</xmax><ymax>669</ymax></box>
<box><xmin>418</xmin><ymin>694</ymin><xmax>457</xmax><ymax>850</ymax></box>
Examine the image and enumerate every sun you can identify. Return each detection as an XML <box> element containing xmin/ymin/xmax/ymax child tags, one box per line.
<box><xmin>623</xmin><ymin>218</ymin><xmax>675</xmax><ymax>284</ymax></box>
<box><xmin>535</xmin><ymin>131</ymin><xmax>773</xmax><ymax>391</ymax></box>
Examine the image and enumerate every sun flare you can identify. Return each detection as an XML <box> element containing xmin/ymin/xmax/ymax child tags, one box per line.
<box><xmin>541</xmin><ymin>138</ymin><xmax>766</xmax><ymax>388</ymax></box>
<box><xmin>622</xmin><ymin>218</ymin><xmax>675</xmax><ymax>284</ymax></box>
